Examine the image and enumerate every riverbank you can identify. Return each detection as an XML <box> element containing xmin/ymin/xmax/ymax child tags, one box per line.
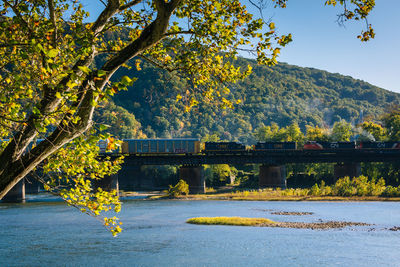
<box><xmin>121</xmin><ymin>188</ymin><xmax>400</xmax><ymax>201</ymax></box>
<box><xmin>124</xmin><ymin>176</ymin><xmax>400</xmax><ymax>201</ymax></box>
<box><xmin>183</xmin><ymin>193</ymin><xmax>400</xmax><ymax>202</ymax></box>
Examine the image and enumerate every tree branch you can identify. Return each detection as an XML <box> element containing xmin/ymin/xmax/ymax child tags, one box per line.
<box><xmin>139</xmin><ymin>55</ymin><xmax>179</xmax><ymax>72</ymax></box>
<box><xmin>47</xmin><ymin>0</ymin><xmax>58</xmax><ymax>45</ymax></box>
<box><xmin>101</xmin><ymin>0</ymin><xmax>182</xmax><ymax>73</ymax></box>
<box><xmin>119</xmin><ymin>0</ymin><xmax>142</xmax><ymax>11</ymax></box>
<box><xmin>163</xmin><ymin>30</ymin><xmax>194</xmax><ymax>37</ymax></box>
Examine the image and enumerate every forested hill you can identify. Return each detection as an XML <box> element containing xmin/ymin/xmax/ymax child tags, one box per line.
<box><xmin>95</xmin><ymin>56</ymin><xmax>400</xmax><ymax>144</ymax></box>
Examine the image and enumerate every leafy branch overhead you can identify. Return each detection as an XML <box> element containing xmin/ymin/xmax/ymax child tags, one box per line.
<box><xmin>0</xmin><ymin>0</ymin><xmax>374</xmax><ymax>235</ymax></box>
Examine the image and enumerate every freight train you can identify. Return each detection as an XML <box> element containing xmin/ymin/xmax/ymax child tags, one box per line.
<box><xmin>98</xmin><ymin>139</ymin><xmax>400</xmax><ymax>154</ymax></box>
<box><xmin>2</xmin><ymin>138</ymin><xmax>398</xmax><ymax>155</ymax></box>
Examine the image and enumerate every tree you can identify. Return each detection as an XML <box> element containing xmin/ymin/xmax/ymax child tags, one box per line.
<box><xmin>383</xmin><ymin>107</ymin><xmax>400</xmax><ymax>141</ymax></box>
<box><xmin>305</xmin><ymin>125</ymin><xmax>330</xmax><ymax>142</ymax></box>
<box><xmin>95</xmin><ymin>102</ymin><xmax>147</xmax><ymax>139</ymax></box>
<box><xmin>255</xmin><ymin>122</ymin><xmax>303</xmax><ymax>142</ymax></box>
<box><xmin>166</xmin><ymin>179</ymin><xmax>189</xmax><ymax>198</ymax></box>
<box><xmin>284</xmin><ymin>122</ymin><xmax>303</xmax><ymax>142</ymax></box>
<box><xmin>360</xmin><ymin>121</ymin><xmax>387</xmax><ymax>141</ymax></box>
<box><xmin>255</xmin><ymin>122</ymin><xmax>284</xmax><ymax>141</ymax></box>
<box><xmin>331</xmin><ymin>120</ymin><xmax>353</xmax><ymax>141</ymax></box>
<box><xmin>0</xmin><ymin>0</ymin><xmax>375</xmax><ymax>232</ymax></box>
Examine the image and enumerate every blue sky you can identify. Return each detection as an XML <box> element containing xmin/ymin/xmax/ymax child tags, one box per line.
<box><xmin>84</xmin><ymin>1</ymin><xmax>399</xmax><ymax>93</ymax></box>
<box><xmin>260</xmin><ymin>1</ymin><xmax>400</xmax><ymax>93</ymax></box>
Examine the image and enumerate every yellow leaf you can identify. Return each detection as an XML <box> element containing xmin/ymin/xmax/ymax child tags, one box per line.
<box><xmin>135</xmin><ymin>59</ymin><xmax>141</xmax><ymax>71</ymax></box>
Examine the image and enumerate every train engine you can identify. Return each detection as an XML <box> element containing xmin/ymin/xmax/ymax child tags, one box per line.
<box><xmin>359</xmin><ymin>141</ymin><xmax>400</xmax><ymax>149</ymax></box>
<box><xmin>303</xmin><ymin>141</ymin><xmax>356</xmax><ymax>150</ymax></box>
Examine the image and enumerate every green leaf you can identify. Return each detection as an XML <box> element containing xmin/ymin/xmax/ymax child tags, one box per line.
<box><xmin>47</xmin><ymin>49</ymin><xmax>58</xmax><ymax>58</ymax></box>
<box><xmin>99</xmin><ymin>124</ymin><xmax>111</xmax><ymax>131</ymax></box>
<box><xmin>98</xmin><ymin>70</ymin><xmax>107</xmax><ymax>77</ymax></box>
<box><xmin>120</xmin><ymin>76</ymin><xmax>135</xmax><ymax>86</ymax></box>
<box><xmin>78</xmin><ymin>66</ymin><xmax>91</xmax><ymax>75</ymax></box>
<box><xmin>32</xmin><ymin>106</ymin><xmax>40</xmax><ymax>115</ymax></box>
<box><xmin>67</xmin><ymin>81</ymin><xmax>78</xmax><ymax>89</ymax></box>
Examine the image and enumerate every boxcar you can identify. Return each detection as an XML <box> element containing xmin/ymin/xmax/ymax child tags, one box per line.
<box><xmin>121</xmin><ymin>138</ymin><xmax>200</xmax><ymax>154</ymax></box>
<box><xmin>254</xmin><ymin>142</ymin><xmax>297</xmax><ymax>150</ymax></box>
<box><xmin>359</xmin><ymin>141</ymin><xmax>400</xmax><ymax>149</ymax></box>
<box><xmin>98</xmin><ymin>139</ymin><xmax>121</xmax><ymax>154</ymax></box>
<box><xmin>303</xmin><ymin>141</ymin><xmax>356</xmax><ymax>150</ymax></box>
<box><xmin>204</xmin><ymin>142</ymin><xmax>246</xmax><ymax>153</ymax></box>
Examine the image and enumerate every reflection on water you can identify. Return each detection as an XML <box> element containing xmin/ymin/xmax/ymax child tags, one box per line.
<box><xmin>1</xmin><ymin>198</ymin><xmax>400</xmax><ymax>266</ymax></box>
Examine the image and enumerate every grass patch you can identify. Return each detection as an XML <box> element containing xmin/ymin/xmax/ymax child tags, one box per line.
<box><xmin>186</xmin><ymin>216</ymin><xmax>276</xmax><ymax>226</ymax></box>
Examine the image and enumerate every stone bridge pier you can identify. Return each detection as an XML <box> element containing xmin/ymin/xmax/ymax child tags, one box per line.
<box><xmin>2</xmin><ymin>178</ymin><xmax>25</xmax><ymax>202</ymax></box>
<box><xmin>92</xmin><ymin>174</ymin><xmax>119</xmax><ymax>195</ymax></box>
<box><xmin>179</xmin><ymin>165</ymin><xmax>205</xmax><ymax>194</ymax></box>
<box><xmin>334</xmin><ymin>162</ymin><xmax>361</xmax><ymax>180</ymax></box>
<box><xmin>117</xmin><ymin>165</ymin><xmax>149</xmax><ymax>190</ymax></box>
<box><xmin>259</xmin><ymin>165</ymin><xmax>287</xmax><ymax>189</ymax></box>
<box><xmin>25</xmin><ymin>176</ymin><xmax>41</xmax><ymax>194</ymax></box>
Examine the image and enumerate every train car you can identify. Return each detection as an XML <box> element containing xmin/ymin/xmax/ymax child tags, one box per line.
<box><xmin>204</xmin><ymin>142</ymin><xmax>246</xmax><ymax>153</ymax></box>
<box><xmin>359</xmin><ymin>141</ymin><xmax>400</xmax><ymax>149</ymax></box>
<box><xmin>254</xmin><ymin>142</ymin><xmax>297</xmax><ymax>151</ymax></box>
<box><xmin>98</xmin><ymin>139</ymin><xmax>108</xmax><ymax>153</ymax></box>
<box><xmin>303</xmin><ymin>141</ymin><xmax>356</xmax><ymax>150</ymax></box>
<box><xmin>121</xmin><ymin>138</ymin><xmax>201</xmax><ymax>154</ymax></box>
<box><xmin>97</xmin><ymin>139</ymin><xmax>121</xmax><ymax>154</ymax></box>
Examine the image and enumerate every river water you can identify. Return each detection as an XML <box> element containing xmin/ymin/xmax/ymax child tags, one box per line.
<box><xmin>1</xmin><ymin>196</ymin><xmax>400</xmax><ymax>266</ymax></box>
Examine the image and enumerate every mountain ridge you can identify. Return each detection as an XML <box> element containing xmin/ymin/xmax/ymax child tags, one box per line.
<box><xmin>95</xmin><ymin>56</ymin><xmax>400</xmax><ymax>144</ymax></box>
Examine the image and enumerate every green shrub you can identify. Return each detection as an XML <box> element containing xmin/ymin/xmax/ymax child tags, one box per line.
<box><xmin>332</xmin><ymin>176</ymin><xmax>356</xmax><ymax>196</ymax></box>
<box><xmin>382</xmin><ymin>185</ymin><xmax>400</xmax><ymax>197</ymax></box>
<box><xmin>319</xmin><ymin>180</ymin><xmax>332</xmax><ymax>195</ymax></box>
<box><xmin>282</xmin><ymin>188</ymin><xmax>309</xmax><ymax>196</ymax></box>
<box><xmin>331</xmin><ymin>176</ymin><xmax>386</xmax><ymax>197</ymax></box>
<box><xmin>166</xmin><ymin>179</ymin><xmax>189</xmax><ymax>198</ymax></box>
<box><xmin>309</xmin><ymin>183</ymin><xmax>320</xmax><ymax>196</ymax></box>
<box><xmin>306</xmin><ymin>181</ymin><xmax>332</xmax><ymax>196</ymax></box>
<box><xmin>367</xmin><ymin>177</ymin><xmax>385</xmax><ymax>196</ymax></box>
<box><xmin>352</xmin><ymin>175</ymin><xmax>369</xmax><ymax>196</ymax></box>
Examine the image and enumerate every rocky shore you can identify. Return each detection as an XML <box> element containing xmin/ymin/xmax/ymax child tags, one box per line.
<box><xmin>261</xmin><ymin>220</ymin><xmax>371</xmax><ymax>230</ymax></box>
<box><xmin>271</xmin><ymin>211</ymin><xmax>314</xmax><ymax>216</ymax></box>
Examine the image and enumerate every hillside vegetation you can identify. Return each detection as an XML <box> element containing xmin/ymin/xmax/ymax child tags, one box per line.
<box><xmin>97</xmin><ymin>57</ymin><xmax>400</xmax><ymax>143</ymax></box>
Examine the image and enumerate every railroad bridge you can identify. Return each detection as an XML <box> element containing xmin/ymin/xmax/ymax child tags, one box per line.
<box><xmin>116</xmin><ymin>149</ymin><xmax>400</xmax><ymax>193</ymax></box>
<box><xmin>4</xmin><ymin>148</ymin><xmax>400</xmax><ymax>201</ymax></box>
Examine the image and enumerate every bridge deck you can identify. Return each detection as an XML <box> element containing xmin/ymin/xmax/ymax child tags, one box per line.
<box><xmin>106</xmin><ymin>149</ymin><xmax>400</xmax><ymax>165</ymax></box>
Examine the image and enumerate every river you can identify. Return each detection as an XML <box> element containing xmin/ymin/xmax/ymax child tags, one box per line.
<box><xmin>1</xmin><ymin>196</ymin><xmax>400</xmax><ymax>266</ymax></box>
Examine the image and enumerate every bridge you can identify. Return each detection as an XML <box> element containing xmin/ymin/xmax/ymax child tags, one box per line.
<box><xmin>4</xmin><ymin>148</ymin><xmax>400</xmax><ymax>201</ymax></box>
<box><xmin>120</xmin><ymin>149</ymin><xmax>400</xmax><ymax>165</ymax></box>
<box><xmin>113</xmin><ymin>148</ymin><xmax>400</xmax><ymax>194</ymax></box>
